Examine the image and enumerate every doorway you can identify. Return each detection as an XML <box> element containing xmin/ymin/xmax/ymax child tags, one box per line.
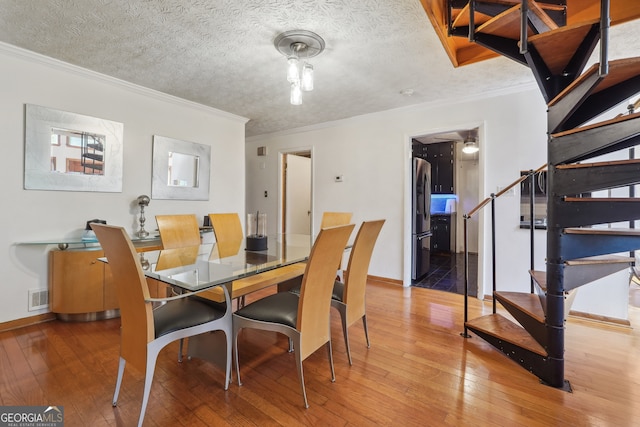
<box><xmin>281</xmin><ymin>150</ymin><xmax>312</xmax><ymax>235</ymax></box>
<box><xmin>409</xmin><ymin>127</ymin><xmax>481</xmax><ymax>296</ymax></box>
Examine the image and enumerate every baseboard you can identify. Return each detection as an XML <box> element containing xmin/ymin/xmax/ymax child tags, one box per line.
<box><xmin>568</xmin><ymin>310</ymin><xmax>631</xmax><ymax>328</ymax></box>
<box><xmin>0</xmin><ymin>313</ymin><xmax>56</xmax><ymax>333</ymax></box>
<box><xmin>479</xmin><ymin>297</ymin><xmax>631</xmax><ymax>328</ymax></box>
<box><xmin>368</xmin><ymin>275</ymin><xmax>402</xmax><ymax>286</ymax></box>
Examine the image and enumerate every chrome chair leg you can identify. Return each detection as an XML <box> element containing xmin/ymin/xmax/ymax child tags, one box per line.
<box><xmin>326</xmin><ymin>339</ymin><xmax>336</xmax><ymax>383</ymax></box>
<box><xmin>178</xmin><ymin>339</ymin><xmax>184</xmax><ymax>362</ymax></box>
<box><xmin>292</xmin><ymin>334</ymin><xmax>309</xmax><ymax>409</ymax></box>
<box><xmin>112</xmin><ymin>357</ymin><xmax>126</xmax><ymax>406</ymax></box>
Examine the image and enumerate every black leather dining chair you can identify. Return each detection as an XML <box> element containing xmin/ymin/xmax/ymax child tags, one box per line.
<box><xmin>232</xmin><ymin>224</ymin><xmax>355</xmax><ymax>408</ymax></box>
<box><xmin>91</xmin><ymin>223</ymin><xmax>232</xmax><ymax>427</ymax></box>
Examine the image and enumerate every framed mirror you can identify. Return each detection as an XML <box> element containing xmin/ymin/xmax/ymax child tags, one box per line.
<box><xmin>24</xmin><ymin>104</ymin><xmax>124</xmax><ymax>192</ymax></box>
<box><xmin>151</xmin><ymin>135</ymin><xmax>210</xmax><ymax>200</ymax></box>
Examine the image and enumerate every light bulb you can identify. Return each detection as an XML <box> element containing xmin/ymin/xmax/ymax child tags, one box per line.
<box><xmin>462</xmin><ymin>142</ymin><xmax>479</xmax><ymax>154</ymax></box>
<box><xmin>301</xmin><ymin>62</ymin><xmax>314</xmax><ymax>91</ymax></box>
<box><xmin>290</xmin><ymin>81</ymin><xmax>302</xmax><ymax>105</ymax></box>
<box><xmin>287</xmin><ymin>55</ymin><xmax>299</xmax><ymax>83</ymax></box>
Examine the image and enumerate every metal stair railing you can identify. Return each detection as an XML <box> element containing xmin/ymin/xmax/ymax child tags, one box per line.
<box><xmin>460</xmin><ymin>163</ymin><xmax>547</xmax><ymax>338</ymax></box>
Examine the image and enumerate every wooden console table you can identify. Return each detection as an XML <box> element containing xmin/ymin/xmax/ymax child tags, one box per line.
<box><xmin>18</xmin><ymin>234</ymin><xmax>163</xmax><ymax>321</ymax></box>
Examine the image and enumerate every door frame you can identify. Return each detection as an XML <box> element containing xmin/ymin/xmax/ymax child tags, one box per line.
<box><xmin>278</xmin><ymin>147</ymin><xmax>313</xmax><ymax>235</ymax></box>
<box><xmin>405</xmin><ymin>122</ymin><xmax>484</xmax><ymax>299</ymax></box>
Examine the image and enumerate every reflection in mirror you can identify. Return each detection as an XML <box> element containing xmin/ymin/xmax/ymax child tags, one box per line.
<box><xmin>25</xmin><ymin>104</ymin><xmax>123</xmax><ymax>192</ymax></box>
<box><xmin>50</xmin><ymin>127</ymin><xmax>106</xmax><ymax>176</ymax></box>
<box><xmin>167</xmin><ymin>151</ymin><xmax>199</xmax><ymax>187</ymax></box>
<box><xmin>151</xmin><ymin>135</ymin><xmax>210</xmax><ymax>200</ymax></box>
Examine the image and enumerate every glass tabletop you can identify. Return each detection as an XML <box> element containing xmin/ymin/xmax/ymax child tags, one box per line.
<box><xmin>140</xmin><ymin>234</ymin><xmax>311</xmax><ymax>292</ymax></box>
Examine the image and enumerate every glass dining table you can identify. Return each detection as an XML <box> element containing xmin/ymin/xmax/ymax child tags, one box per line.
<box><xmin>139</xmin><ymin>233</ymin><xmax>311</xmax><ymax>294</ymax></box>
<box><xmin>132</xmin><ymin>233</ymin><xmax>312</xmax><ymax>368</ymax></box>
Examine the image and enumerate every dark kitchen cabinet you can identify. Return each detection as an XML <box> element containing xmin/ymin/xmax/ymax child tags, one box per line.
<box><xmin>431</xmin><ymin>215</ymin><xmax>452</xmax><ymax>253</ymax></box>
<box><xmin>425</xmin><ymin>142</ymin><xmax>454</xmax><ymax>194</ymax></box>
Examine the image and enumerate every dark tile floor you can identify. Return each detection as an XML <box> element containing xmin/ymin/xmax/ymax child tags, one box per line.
<box><xmin>412</xmin><ymin>252</ymin><xmax>478</xmax><ymax>297</ymax></box>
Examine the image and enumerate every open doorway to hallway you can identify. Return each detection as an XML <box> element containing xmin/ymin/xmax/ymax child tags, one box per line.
<box><xmin>410</xmin><ymin>128</ymin><xmax>481</xmax><ymax>296</ymax></box>
<box><xmin>280</xmin><ymin>150</ymin><xmax>312</xmax><ymax>235</ymax></box>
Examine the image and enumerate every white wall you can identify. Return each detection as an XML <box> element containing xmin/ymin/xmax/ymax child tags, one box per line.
<box><xmin>566</xmin><ymin>97</ymin><xmax>639</xmax><ymax>321</ymax></box>
<box><xmin>246</xmin><ymin>84</ymin><xmax>634</xmax><ymax>321</ymax></box>
<box><xmin>455</xmin><ymin>140</ymin><xmax>479</xmax><ymax>253</ymax></box>
<box><xmin>246</xmin><ymin>85</ymin><xmax>550</xmax><ymax>293</ymax></box>
<box><xmin>1</xmin><ymin>44</ymin><xmax>247</xmax><ymax>324</ymax></box>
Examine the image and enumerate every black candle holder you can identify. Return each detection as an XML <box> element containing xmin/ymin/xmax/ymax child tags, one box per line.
<box><xmin>246</xmin><ymin>235</ymin><xmax>267</xmax><ymax>251</ymax></box>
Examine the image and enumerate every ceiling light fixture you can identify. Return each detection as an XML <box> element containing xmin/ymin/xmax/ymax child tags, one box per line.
<box><xmin>462</xmin><ymin>136</ymin><xmax>479</xmax><ymax>154</ymax></box>
<box><xmin>274</xmin><ymin>30</ymin><xmax>325</xmax><ymax>105</ymax></box>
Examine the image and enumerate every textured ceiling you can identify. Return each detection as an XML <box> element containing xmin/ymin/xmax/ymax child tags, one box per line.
<box><xmin>0</xmin><ymin>1</ymin><xmax>638</xmax><ymax>137</ymax></box>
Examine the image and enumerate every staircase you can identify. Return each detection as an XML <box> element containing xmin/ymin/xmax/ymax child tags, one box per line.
<box><xmin>424</xmin><ymin>0</ymin><xmax>640</xmax><ymax>389</ymax></box>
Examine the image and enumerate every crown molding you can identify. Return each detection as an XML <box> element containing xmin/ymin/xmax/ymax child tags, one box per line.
<box><xmin>0</xmin><ymin>42</ymin><xmax>249</xmax><ymax>124</ymax></box>
<box><xmin>246</xmin><ymin>81</ymin><xmax>538</xmax><ymax>143</ymax></box>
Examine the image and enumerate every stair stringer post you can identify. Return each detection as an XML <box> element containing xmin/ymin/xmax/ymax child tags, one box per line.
<box><xmin>544</xmin><ymin>150</ymin><xmax>568</xmax><ymax>389</ymax></box>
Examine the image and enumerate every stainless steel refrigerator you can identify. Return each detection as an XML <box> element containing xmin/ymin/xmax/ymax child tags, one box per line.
<box><xmin>412</xmin><ymin>157</ymin><xmax>432</xmax><ymax>281</ymax></box>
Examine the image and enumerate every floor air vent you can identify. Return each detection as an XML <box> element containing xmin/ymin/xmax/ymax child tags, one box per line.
<box><xmin>28</xmin><ymin>288</ymin><xmax>49</xmax><ymax>311</ymax></box>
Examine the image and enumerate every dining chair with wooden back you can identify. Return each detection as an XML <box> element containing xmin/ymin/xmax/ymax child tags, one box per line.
<box><xmin>320</xmin><ymin>211</ymin><xmax>353</xmax><ymax>281</ymax></box>
<box><xmin>208</xmin><ymin>212</ymin><xmax>243</xmax><ymax>243</ymax></box>
<box><xmin>90</xmin><ymin>223</ymin><xmax>232</xmax><ymax>427</ymax></box>
<box><xmin>155</xmin><ymin>213</ymin><xmax>204</xmax><ymax>361</ymax></box>
<box><xmin>156</xmin><ymin>213</ymin><xmax>201</xmax><ymax>249</ymax></box>
<box><xmin>207</xmin><ymin>212</ymin><xmax>307</xmax><ymax>308</ymax></box>
<box><xmin>320</xmin><ymin>211</ymin><xmax>353</xmax><ymax>228</ymax></box>
<box><xmin>330</xmin><ymin>219</ymin><xmax>384</xmax><ymax>365</ymax></box>
<box><xmin>290</xmin><ymin>219</ymin><xmax>385</xmax><ymax>365</ymax></box>
<box><xmin>232</xmin><ymin>223</ymin><xmax>355</xmax><ymax>408</ymax></box>
<box><xmin>275</xmin><ymin>211</ymin><xmax>353</xmax><ymax>294</ymax></box>
<box><xmin>207</xmin><ymin>213</ymin><xmax>245</xmax><ymax>306</ymax></box>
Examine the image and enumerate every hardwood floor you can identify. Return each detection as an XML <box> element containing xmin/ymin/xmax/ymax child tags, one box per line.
<box><xmin>1</xmin><ymin>280</ymin><xmax>639</xmax><ymax>426</ymax></box>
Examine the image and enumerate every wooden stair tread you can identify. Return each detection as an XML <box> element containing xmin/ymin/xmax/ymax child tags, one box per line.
<box><xmin>528</xmin><ymin>19</ymin><xmax>599</xmax><ymax>74</ymax></box>
<box><xmin>494</xmin><ymin>291</ymin><xmax>545</xmax><ymax>323</ymax></box>
<box><xmin>529</xmin><ymin>270</ymin><xmax>546</xmax><ymax>290</ymax></box>
<box><xmin>549</xmin><ymin>58</ymin><xmax>640</xmax><ymax>107</ymax></box>
<box><xmin>476</xmin><ymin>1</ymin><xmax>562</xmax><ymax>40</ymax></box>
<box><xmin>477</xmin><ymin>5</ymin><xmax>531</xmax><ymax>40</ymax></box>
<box><xmin>556</xmin><ymin>158</ymin><xmax>640</xmax><ymax>170</ymax></box>
<box><xmin>452</xmin><ymin>0</ymin><xmax>563</xmax><ymax>30</ymax></box>
<box><xmin>465</xmin><ymin>313</ymin><xmax>547</xmax><ymax>356</ymax></box>
<box><xmin>451</xmin><ymin>4</ymin><xmax>492</xmax><ymax>29</ymax></box>
<box><xmin>564</xmin><ymin>227</ymin><xmax>640</xmax><ymax>237</ymax></box>
<box><xmin>420</xmin><ymin>0</ymin><xmax>500</xmax><ymax>67</ymax></box>
<box><xmin>420</xmin><ymin>0</ymin><xmax>640</xmax><ymax>69</ymax></box>
<box><xmin>526</xmin><ymin>0</ymin><xmax>560</xmax><ymax>30</ymax></box>
<box><xmin>564</xmin><ymin>254</ymin><xmax>634</xmax><ymax>266</ymax></box>
<box><xmin>551</xmin><ymin>111</ymin><xmax>640</xmax><ymax>138</ymax></box>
